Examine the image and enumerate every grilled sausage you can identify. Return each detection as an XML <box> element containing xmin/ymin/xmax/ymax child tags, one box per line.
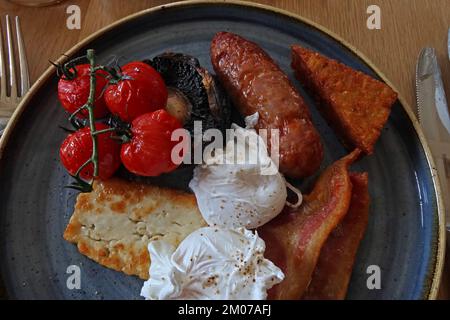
<box><xmin>210</xmin><ymin>32</ymin><xmax>323</xmax><ymax>178</ymax></box>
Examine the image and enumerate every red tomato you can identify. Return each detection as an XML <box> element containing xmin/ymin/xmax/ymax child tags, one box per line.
<box><xmin>121</xmin><ymin>110</ymin><xmax>183</xmax><ymax>177</ymax></box>
<box><xmin>104</xmin><ymin>62</ymin><xmax>168</xmax><ymax>122</ymax></box>
<box><xmin>57</xmin><ymin>64</ymin><xmax>109</xmax><ymax>118</ymax></box>
<box><xmin>60</xmin><ymin>123</ymin><xmax>121</xmax><ymax>180</ymax></box>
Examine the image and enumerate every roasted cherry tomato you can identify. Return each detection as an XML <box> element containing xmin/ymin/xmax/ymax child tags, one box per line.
<box><xmin>57</xmin><ymin>64</ymin><xmax>109</xmax><ymax>118</ymax></box>
<box><xmin>120</xmin><ymin>109</ymin><xmax>183</xmax><ymax>177</ymax></box>
<box><xmin>104</xmin><ymin>62</ymin><xmax>168</xmax><ymax>122</ymax></box>
<box><xmin>60</xmin><ymin>123</ymin><xmax>121</xmax><ymax>180</ymax></box>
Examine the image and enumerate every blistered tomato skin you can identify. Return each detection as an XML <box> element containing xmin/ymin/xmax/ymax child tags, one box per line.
<box><xmin>120</xmin><ymin>110</ymin><xmax>183</xmax><ymax>177</ymax></box>
<box><xmin>57</xmin><ymin>64</ymin><xmax>109</xmax><ymax>118</ymax></box>
<box><xmin>59</xmin><ymin>123</ymin><xmax>121</xmax><ymax>180</ymax></box>
<box><xmin>104</xmin><ymin>62</ymin><xmax>168</xmax><ymax>122</ymax></box>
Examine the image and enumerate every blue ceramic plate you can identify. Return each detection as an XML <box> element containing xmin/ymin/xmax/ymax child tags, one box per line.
<box><xmin>0</xmin><ymin>1</ymin><xmax>445</xmax><ymax>300</ymax></box>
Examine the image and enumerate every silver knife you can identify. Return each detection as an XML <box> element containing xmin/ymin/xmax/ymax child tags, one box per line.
<box><xmin>416</xmin><ymin>47</ymin><xmax>450</xmax><ymax>236</ymax></box>
<box><xmin>448</xmin><ymin>28</ymin><xmax>450</xmax><ymax>63</ymax></box>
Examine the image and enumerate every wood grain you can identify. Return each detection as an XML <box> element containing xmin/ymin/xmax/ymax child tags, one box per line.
<box><xmin>0</xmin><ymin>0</ymin><xmax>448</xmax><ymax>299</ymax></box>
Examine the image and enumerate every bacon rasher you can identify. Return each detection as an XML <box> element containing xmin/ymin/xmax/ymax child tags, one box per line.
<box><xmin>259</xmin><ymin>149</ymin><xmax>360</xmax><ymax>299</ymax></box>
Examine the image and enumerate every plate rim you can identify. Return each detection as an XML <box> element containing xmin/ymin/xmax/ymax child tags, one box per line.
<box><xmin>0</xmin><ymin>0</ymin><xmax>445</xmax><ymax>300</ymax></box>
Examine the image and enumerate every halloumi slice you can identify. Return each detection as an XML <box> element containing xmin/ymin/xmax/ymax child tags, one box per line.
<box><xmin>63</xmin><ymin>178</ymin><xmax>207</xmax><ymax>280</ymax></box>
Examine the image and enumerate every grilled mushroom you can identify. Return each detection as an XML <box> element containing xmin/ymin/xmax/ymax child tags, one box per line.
<box><xmin>145</xmin><ymin>53</ymin><xmax>231</xmax><ymax>135</ymax></box>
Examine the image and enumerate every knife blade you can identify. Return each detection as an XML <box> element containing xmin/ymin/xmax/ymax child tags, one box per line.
<box><xmin>416</xmin><ymin>47</ymin><xmax>450</xmax><ymax>231</ymax></box>
<box><xmin>417</xmin><ymin>48</ymin><xmax>450</xmax><ymax>134</ymax></box>
<box><xmin>448</xmin><ymin>28</ymin><xmax>450</xmax><ymax>62</ymax></box>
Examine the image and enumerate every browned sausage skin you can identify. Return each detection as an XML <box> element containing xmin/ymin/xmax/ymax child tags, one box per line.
<box><xmin>210</xmin><ymin>32</ymin><xmax>323</xmax><ymax>178</ymax></box>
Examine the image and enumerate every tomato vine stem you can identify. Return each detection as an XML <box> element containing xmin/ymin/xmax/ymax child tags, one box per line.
<box><xmin>68</xmin><ymin>105</ymin><xmax>87</xmax><ymax>121</ymax></box>
<box><xmin>66</xmin><ymin>49</ymin><xmax>101</xmax><ymax>192</ymax></box>
<box><xmin>61</xmin><ymin>49</ymin><xmax>125</xmax><ymax>193</ymax></box>
<box><xmin>86</xmin><ymin>49</ymin><xmax>99</xmax><ymax>179</ymax></box>
<box><xmin>92</xmin><ymin>127</ymin><xmax>116</xmax><ymax>136</ymax></box>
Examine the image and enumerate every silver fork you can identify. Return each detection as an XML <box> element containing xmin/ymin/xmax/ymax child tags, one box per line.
<box><xmin>0</xmin><ymin>15</ymin><xmax>30</xmax><ymax>136</ymax></box>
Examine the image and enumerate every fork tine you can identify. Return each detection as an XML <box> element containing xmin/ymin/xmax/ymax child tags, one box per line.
<box><xmin>6</xmin><ymin>15</ymin><xmax>17</xmax><ymax>99</ymax></box>
<box><xmin>15</xmin><ymin>16</ymin><xmax>29</xmax><ymax>96</ymax></box>
<box><xmin>0</xmin><ymin>18</ymin><xmax>6</xmax><ymax>99</ymax></box>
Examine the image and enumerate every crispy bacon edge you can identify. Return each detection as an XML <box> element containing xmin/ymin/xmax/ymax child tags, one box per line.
<box><xmin>302</xmin><ymin>172</ymin><xmax>370</xmax><ymax>300</ymax></box>
<box><xmin>259</xmin><ymin>149</ymin><xmax>360</xmax><ymax>299</ymax></box>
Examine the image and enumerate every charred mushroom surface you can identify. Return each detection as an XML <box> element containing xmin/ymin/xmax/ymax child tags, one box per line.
<box><xmin>145</xmin><ymin>53</ymin><xmax>231</xmax><ymax>135</ymax></box>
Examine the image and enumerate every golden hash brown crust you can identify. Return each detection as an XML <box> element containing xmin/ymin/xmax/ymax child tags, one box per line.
<box><xmin>291</xmin><ymin>45</ymin><xmax>397</xmax><ymax>154</ymax></box>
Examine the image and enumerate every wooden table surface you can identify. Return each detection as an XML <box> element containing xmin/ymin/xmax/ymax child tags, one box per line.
<box><xmin>0</xmin><ymin>0</ymin><xmax>448</xmax><ymax>299</ymax></box>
